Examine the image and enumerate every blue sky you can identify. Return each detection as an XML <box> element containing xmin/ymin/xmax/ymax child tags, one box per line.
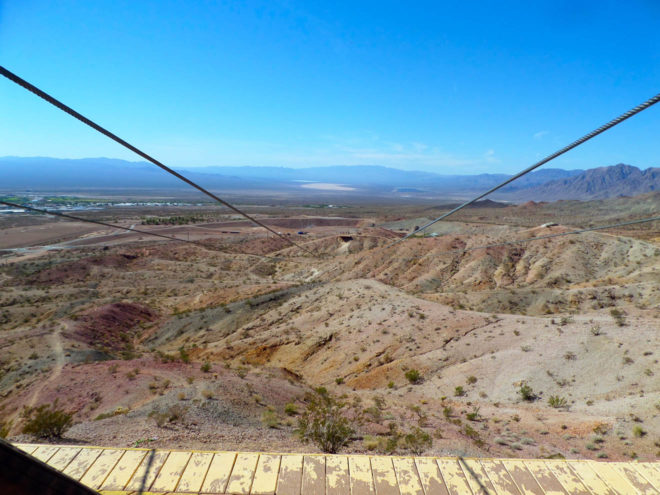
<box><xmin>1</xmin><ymin>1</ymin><xmax>659</xmax><ymax>174</ymax></box>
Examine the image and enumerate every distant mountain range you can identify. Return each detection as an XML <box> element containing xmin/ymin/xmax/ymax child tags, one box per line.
<box><xmin>0</xmin><ymin>157</ymin><xmax>657</xmax><ymax>201</ymax></box>
<box><xmin>515</xmin><ymin>163</ymin><xmax>660</xmax><ymax>200</ymax></box>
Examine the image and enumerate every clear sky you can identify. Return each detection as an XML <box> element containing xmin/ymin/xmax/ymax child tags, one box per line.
<box><xmin>1</xmin><ymin>1</ymin><xmax>659</xmax><ymax>174</ymax></box>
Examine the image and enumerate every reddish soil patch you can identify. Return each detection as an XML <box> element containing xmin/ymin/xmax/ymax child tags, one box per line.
<box><xmin>25</xmin><ymin>253</ymin><xmax>140</xmax><ymax>285</ymax></box>
<box><xmin>71</xmin><ymin>302</ymin><xmax>159</xmax><ymax>352</ymax></box>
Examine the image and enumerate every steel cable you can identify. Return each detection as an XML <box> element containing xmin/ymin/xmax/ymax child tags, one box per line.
<box><xmin>391</xmin><ymin>91</ymin><xmax>660</xmax><ymax>245</ymax></box>
<box><xmin>0</xmin><ymin>66</ymin><xmax>315</xmax><ymax>256</ymax></box>
<box><xmin>0</xmin><ymin>200</ymin><xmax>294</xmax><ymax>263</ymax></box>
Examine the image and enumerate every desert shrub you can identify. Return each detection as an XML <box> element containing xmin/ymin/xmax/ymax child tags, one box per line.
<box><xmin>0</xmin><ymin>421</ymin><xmax>10</xmax><ymax>439</ymax></box>
<box><xmin>610</xmin><ymin>309</ymin><xmax>626</xmax><ymax>326</ymax></box>
<box><xmin>466</xmin><ymin>375</ymin><xmax>478</xmax><ymax>385</ymax></box>
<box><xmin>404</xmin><ymin>369</ymin><xmax>421</xmax><ymax>384</ymax></box>
<box><xmin>179</xmin><ymin>347</ymin><xmax>190</xmax><ymax>363</ymax></box>
<box><xmin>261</xmin><ymin>408</ymin><xmax>280</xmax><ymax>428</ymax></box>
<box><xmin>335</xmin><ymin>377</ymin><xmax>344</xmax><ymax>385</ymax></box>
<box><xmin>632</xmin><ymin>426</ymin><xmax>646</xmax><ymax>437</ymax></box>
<box><xmin>466</xmin><ymin>407</ymin><xmax>481</xmax><ymax>421</ymax></box>
<box><xmin>548</xmin><ymin>395</ymin><xmax>568</xmax><ymax>408</ymax></box>
<box><xmin>454</xmin><ymin>386</ymin><xmax>465</xmax><ymax>397</ymax></box>
<box><xmin>21</xmin><ymin>401</ymin><xmax>72</xmax><ymax>438</ymax></box>
<box><xmin>518</xmin><ymin>382</ymin><xmax>536</xmax><ymax>402</ymax></box>
<box><xmin>284</xmin><ymin>402</ymin><xmax>298</xmax><ymax>416</ymax></box>
<box><xmin>201</xmin><ymin>362</ymin><xmax>211</xmax><ymax>373</ymax></box>
<box><xmin>150</xmin><ymin>404</ymin><xmax>187</xmax><ymax>427</ymax></box>
<box><xmin>402</xmin><ymin>427</ymin><xmax>432</xmax><ymax>455</ymax></box>
<box><xmin>296</xmin><ymin>387</ymin><xmax>355</xmax><ymax>453</ymax></box>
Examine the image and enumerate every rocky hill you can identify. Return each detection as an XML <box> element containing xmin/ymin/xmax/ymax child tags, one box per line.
<box><xmin>515</xmin><ymin>164</ymin><xmax>660</xmax><ymax>200</ymax></box>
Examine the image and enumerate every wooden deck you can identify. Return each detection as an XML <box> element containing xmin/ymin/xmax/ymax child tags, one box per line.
<box><xmin>13</xmin><ymin>443</ymin><xmax>660</xmax><ymax>494</ymax></box>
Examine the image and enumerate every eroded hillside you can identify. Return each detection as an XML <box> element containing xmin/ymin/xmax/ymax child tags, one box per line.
<box><xmin>0</xmin><ymin>203</ymin><xmax>658</xmax><ymax>460</ymax></box>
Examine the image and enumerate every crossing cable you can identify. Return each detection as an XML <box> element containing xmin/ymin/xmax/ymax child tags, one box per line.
<box><xmin>390</xmin><ymin>91</ymin><xmax>660</xmax><ymax>246</ymax></box>
<box><xmin>0</xmin><ymin>200</ymin><xmax>295</xmax><ymax>263</ymax></box>
<box><xmin>0</xmin><ymin>66</ymin><xmax>315</xmax><ymax>256</ymax></box>
<box><xmin>392</xmin><ymin>215</ymin><xmax>660</xmax><ymax>260</ymax></box>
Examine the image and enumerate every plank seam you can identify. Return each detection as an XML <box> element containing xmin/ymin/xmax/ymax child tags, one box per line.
<box><xmin>544</xmin><ymin>461</ymin><xmax>592</xmax><ymax>495</ymax></box>
<box><xmin>59</xmin><ymin>448</ymin><xmax>82</xmax><ymax>473</ymax></box>
<box><xmin>95</xmin><ymin>449</ymin><xmax>125</xmax><ymax>490</ymax></box>
<box><xmin>566</xmin><ymin>462</ymin><xmax>606</xmax><ymax>495</ymax></box>
<box><xmin>522</xmin><ymin>460</ymin><xmax>567</xmax><ymax>495</ymax></box>
<box><xmin>500</xmin><ymin>460</ymin><xmax>535</xmax><ymax>495</ymax></box>
<box><xmin>224</xmin><ymin>452</ymin><xmax>239</xmax><ymax>495</ymax></box>
<box><xmin>145</xmin><ymin>450</ymin><xmax>170</xmax><ymax>492</ymax></box>
<box><xmin>73</xmin><ymin>448</ymin><xmax>103</xmax><ymax>482</ymax></box>
<box><xmin>172</xmin><ymin>450</ymin><xmax>195</xmax><ymax>493</ymax></box>
<box><xmin>197</xmin><ymin>452</ymin><xmax>215</xmax><ymax>494</ymax></box>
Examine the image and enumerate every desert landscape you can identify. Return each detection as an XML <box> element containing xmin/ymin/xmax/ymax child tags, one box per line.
<box><xmin>1</xmin><ymin>192</ymin><xmax>658</xmax><ymax>461</ymax></box>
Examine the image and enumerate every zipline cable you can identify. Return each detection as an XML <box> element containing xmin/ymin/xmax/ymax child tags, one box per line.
<box><xmin>390</xmin><ymin>91</ymin><xmax>660</xmax><ymax>246</ymax></box>
<box><xmin>395</xmin><ymin>215</ymin><xmax>660</xmax><ymax>258</ymax></box>
<box><xmin>0</xmin><ymin>200</ymin><xmax>294</xmax><ymax>263</ymax></box>
<box><xmin>0</xmin><ymin>66</ymin><xmax>315</xmax><ymax>257</ymax></box>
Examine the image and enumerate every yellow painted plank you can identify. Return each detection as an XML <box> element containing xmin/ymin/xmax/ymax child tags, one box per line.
<box><xmin>15</xmin><ymin>443</ymin><xmax>39</xmax><ymax>455</ymax></box>
<box><xmin>611</xmin><ymin>462</ymin><xmax>660</xmax><ymax>494</ymax></box>
<box><xmin>544</xmin><ymin>461</ymin><xmax>591</xmax><ymax>495</ymax></box>
<box><xmin>63</xmin><ymin>447</ymin><xmax>103</xmax><ymax>481</ymax></box>
<box><xmin>415</xmin><ymin>457</ymin><xmax>449</xmax><ymax>495</ymax></box>
<box><xmin>522</xmin><ymin>460</ymin><xmax>567</xmax><ymax>495</ymax></box>
<box><xmin>301</xmin><ymin>455</ymin><xmax>325</xmax><ymax>495</ymax></box>
<box><xmin>151</xmin><ymin>451</ymin><xmax>192</xmax><ymax>492</ymax></box>
<box><xmin>80</xmin><ymin>448</ymin><xmax>124</xmax><ymax>489</ymax></box>
<box><xmin>436</xmin><ymin>459</ymin><xmax>474</xmax><ymax>495</ymax></box>
<box><xmin>326</xmin><ymin>455</ymin><xmax>350</xmax><ymax>495</ymax></box>
<box><xmin>371</xmin><ymin>456</ymin><xmax>399</xmax><ymax>495</ymax></box>
<box><xmin>501</xmin><ymin>459</ymin><xmax>544</xmax><ymax>495</ymax></box>
<box><xmin>634</xmin><ymin>463</ymin><xmax>660</xmax><ymax>490</ymax></box>
<box><xmin>276</xmin><ymin>454</ymin><xmax>303</xmax><ymax>495</ymax></box>
<box><xmin>251</xmin><ymin>454</ymin><xmax>281</xmax><ymax>495</ymax></box>
<box><xmin>567</xmin><ymin>461</ymin><xmax>618</xmax><ymax>495</ymax></box>
<box><xmin>460</xmin><ymin>458</ymin><xmax>496</xmax><ymax>495</ymax></box>
<box><xmin>101</xmin><ymin>449</ymin><xmax>148</xmax><ymax>491</ymax></box>
<box><xmin>201</xmin><ymin>452</ymin><xmax>237</xmax><ymax>494</ymax></box>
<box><xmin>590</xmin><ymin>461</ymin><xmax>643</xmax><ymax>494</ymax></box>
<box><xmin>46</xmin><ymin>446</ymin><xmax>81</xmax><ymax>471</ymax></box>
<box><xmin>32</xmin><ymin>445</ymin><xmax>61</xmax><ymax>463</ymax></box>
<box><xmin>226</xmin><ymin>452</ymin><xmax>259</xmax><ymax>495</ymax></box>
<box><xmin>176</xmin><ymin>452</ymin><xmax>213</xmax><ymax>493</ymax></box>
<box><xmin>481</xmin><ymin>460</ymin><xmax>522</xmax><ymax>495</ymax></box>
<box><xmin>124</xmin><ymin>450</ymin><xmax>170</xmax><ymax>492</ymax></box>
<box><xmin>349</xmin><ymin>455</ymin><xmax>376</xmax><ymax>495</ymax></box>
<box><xmin>393</xmin><ymin>457</ymin><xmax>424</xmax><ymax>495</ymax></box>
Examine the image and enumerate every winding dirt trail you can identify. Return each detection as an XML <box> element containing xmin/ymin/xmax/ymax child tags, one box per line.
<box><xmin>26</xmin><ymin>324</ymin><xmax>66</xmax><ymax>409</ymax></box>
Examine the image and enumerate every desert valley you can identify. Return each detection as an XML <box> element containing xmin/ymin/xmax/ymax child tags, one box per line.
<box><xmin>1</xmin><ymin>187</ymin><xmax>658</xmax><ymax>462</ymax></box>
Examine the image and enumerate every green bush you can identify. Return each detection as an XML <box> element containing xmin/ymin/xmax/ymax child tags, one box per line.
<box><xmin>296</xmin><ymin>387</ymin><xmax>355</xmax><ymax>453</ymax></box>
<box><xmin>518</xmin><ymin>382</ymin><xmax>536</xmax><ymax>402</ymax></box>
<box><xmin>404</xmin><ymin>369</ymin><xmax>421</xmax><ymax>384</ymax></box>
<box><xmin>261</xmin><ymin>408</ymin><xmax>280</xmax><ymax>428</ymax></box>
<box><xmin>454</xmin><ymin>386</ymin><xmax>465</xmax><ymax>397</ymax></box>
<box><xmin>632</xmin><ymin>426</ymin><xmax>646</xmax><ymax>438</ymax></box>
<box><xmin>21</xmin><ymin>401</ymin><xmax>73</xmax><ymax>438</ymax></box>
<box><xmin>201</xmin><ymin>362</ymin><xmax>211</xmax><ymax>373</ymax></box>
<box><xmin>402</xmin><ymin>427</ymin><xmax>432</xmax><ymax>455</ymax></box>
<box><xmin>284</xmin><ymin>402</ymin><xmax>298</xmax><ymax>416</ymax></box>
<box><xmin>0</xmin><ymin>421</ymin><xmax>10</xmax><ymax>439</ymax></box>
<box><xmin>179</xmin><ymin>347</ymin><xmax>191</xmax><ymax>363</ymax></box>
<box><xmin>548</xmin><ymin>395</ymin><xmax>568</xmax><ymax>408</ymax></box>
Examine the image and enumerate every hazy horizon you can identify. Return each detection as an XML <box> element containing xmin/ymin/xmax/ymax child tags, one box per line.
<box><xmin>2</xmin><ymin>2</ymin><xmax>660</xmax><ymax>174</ymax></box>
